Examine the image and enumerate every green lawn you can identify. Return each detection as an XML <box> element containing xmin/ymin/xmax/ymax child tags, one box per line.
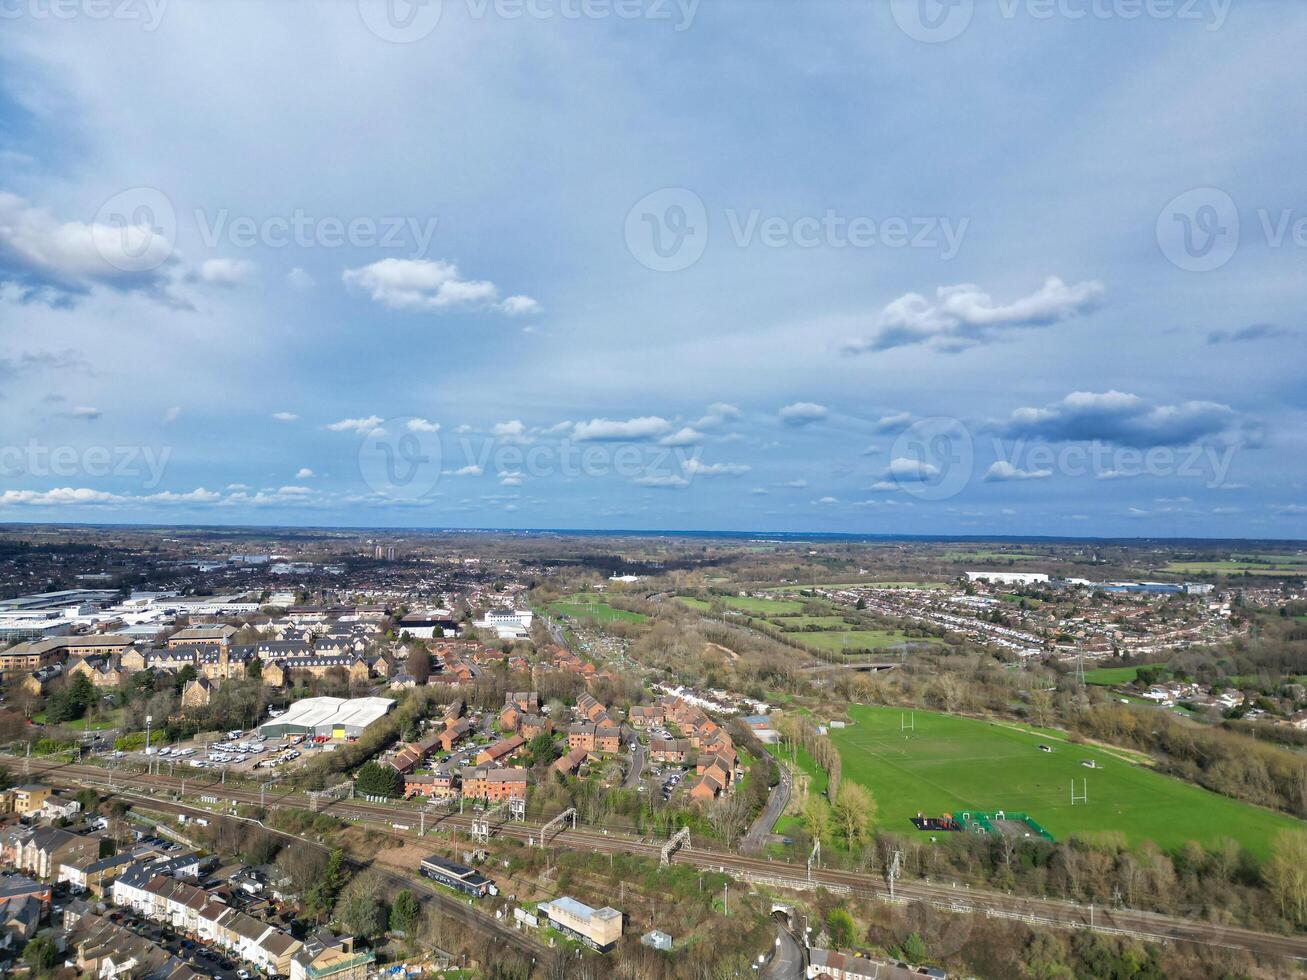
<box><xmin>771</xmin><ymin>616</ymin><xmax>858</xmax><ymax>629</ymax></box>
<box><xmin>797</xmin><ymin>630</ymin><xmax>943</xmax><ymax>654</ymax></box>
<box><xmin>1162</xmin><ymin>560</ymin><xmax>1307</xmax><ymax>576</ymax></box>
<box><xmin>766</xmin><ymin>742</ymin><xmax>827</xmax><ymax>834</ymax></box>
<box><xmin>677</xmin><ymin>594</ymin><xmax>808</xmax><ymax>616</ymax></box>
<box><xmin>829</xmin><ymin>705</ymin><xmax>1304</xmax><ymax>858</ymax></box>
<box><xmin>546</xmin><ymin>594</ymin><xmax>648</xmax><ymax>624</ymax></box>
<box><xmin>944</xmin><ymin>550</ymin><xmax>1048</xmax><ymax>562</ymax></box>
<box><xmin>761</xmin><ymin>581</ymin><xmax>948</xmax><ymax>591</ymax></box>
<box><xmin>1082</xmin><ymin>664</ymin><xmax>1161</xmax><ymax>686</ymax></box>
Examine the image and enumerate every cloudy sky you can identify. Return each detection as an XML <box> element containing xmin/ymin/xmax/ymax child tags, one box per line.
<box><xmin>1</xmin><ymin>0</ymin><xmax>1304</xmax><ymax>536</ymax></box>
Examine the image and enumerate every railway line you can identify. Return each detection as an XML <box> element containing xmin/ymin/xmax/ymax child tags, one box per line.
<box><xmin>20</xmin><ymin>757</ymin><xmax>1307</xmax><ymax>962</ymax></box>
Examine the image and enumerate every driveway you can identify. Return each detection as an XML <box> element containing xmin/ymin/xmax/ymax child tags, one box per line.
<box><xmin>623</xmin><ymin>734</ymin><xmax>646</xmax><ymax>789</ymax></box>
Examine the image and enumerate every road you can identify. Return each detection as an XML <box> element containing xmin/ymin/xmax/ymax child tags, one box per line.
<box><xmin>22</xmin><ymin>758</ymin><xmax>1307</xmax><ymax>963</ymax></box>
<box><xmin>762</xmin><ymin>920</ymin><xmax>805</xmax><ymax>979</ymax></box>
<box><xmin>742</xmin><ymin>759</ymin><xmax>792</xmax><ymax>853</ymax></box>
<box><xmin>623</xmin><ymin>734</ymin><xmax>646</xmax><ymax>790</ymax></box>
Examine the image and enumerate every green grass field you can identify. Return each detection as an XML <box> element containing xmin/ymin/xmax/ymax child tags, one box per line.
<box><xmin>1162</xmin><ymin>560</ymin><xmax>1307</xmax><ymax>576</ymax></box>
<box><xmin>829</xmin><ymin>705</ymin><xmax>1304</xmax><ymax>858</ymax></box>
<box><xmin>1082</xmin><ymin>664</ymin><xmax>1161</xmax><ymax>686</ymax></box>
<box><xmin>944</xmin><ymin>550</ymin><xmax>1048</xmax><ymax>562</ymax></box>
<box><xmin>546</xmin><ymin>594</ymin><xmax>648</xmax><ymax>624</ymax></box>
<box><xmin>677</xmin><ymin>594</ymin><xmax>808</xmax><ymax>616</ymax></box>
<box><xmin>798</xmin><ymin>630</ymin><xmax>943</xmax><ymax>653</ymax></box>
<box><xmin>761</xmin><ymin>581</ymin><xmax>948</xmax><ymax>591</ymax></box>
<box><xmin>771</xmin><ymin>616</ymin><xmax>858</xmax><ymax>629</ymax></box>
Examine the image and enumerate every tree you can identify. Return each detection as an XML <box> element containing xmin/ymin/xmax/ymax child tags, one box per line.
<box><xmin>335</xmin><ymin>892</ymin><xmax>385</xmax><ymax>938</ymax></box>
<box><xmin>407</xmin><ymin>647</ymin><xmax>432</xmax><ymax>684</ymax></box>
<box><xmin>174</xmin><ymin>664</ymin><xmax>198</xmax><ymax>693</ymax></box>
<box><xmin>245</xmin><ymin>656</ymin><xmax>263</xmax><ymax>680</ymax></box>
<box><xmin>0</xmin><ymin>762</ymin><xmax>11</xmax><ymax>792</ymax></box>
<box><xmin>389</xmin><ymin>890</ymin><xmax>420</xmax><ymax>934</ymax></box>
<box><xmin>832</xmin><ymin>782</ymin><xmax>876</xmax><ymax>849</ymax></box>
<box><xmin>825</xmin><ymin>907</ymin><xmax>855</xmax><ymax>948</ymax></box>
<box><xmin>355</xmin><ymin>760</ymin><xmax>402</xmax><ymax>798</ymax></box>
<box><xmin>304</xmin><ymin>848</ymin><xmax>349</xmax><ymax>918</ymax></box>
<box><xmin>1266</xmin><ymin>829</ymin><xmax>1307</xmax><ymax>925</ymax></box>
<box><xmin>24</xmin><ymin>936</ymin><xmax>58</xmax><ymax>971</ymax></box>
<box><xmin>801</xmin><ymin>794</ymin><xmax>829</xmax><ymax>843</ymax></box>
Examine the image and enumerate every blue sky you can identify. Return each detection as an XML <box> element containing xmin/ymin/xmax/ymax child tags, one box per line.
<box><xmin>0</xmin><ymin>0</ymin><xmax>1304</xmax><ymax>536</ymax></box>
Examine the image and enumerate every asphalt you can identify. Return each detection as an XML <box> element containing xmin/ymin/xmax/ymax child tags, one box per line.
<box><xmin>762</xmin><ymin>921</ymin><xmax>806</xmax><ymax>979</ymax></box>
<box><xmin>741</xmin><ymin>760</ymin><xmax>792</xmax><ymax>853</ymax></box>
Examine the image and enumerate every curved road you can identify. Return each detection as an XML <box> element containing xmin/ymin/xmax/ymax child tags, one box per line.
<box><xmin>741</xmin><ymin>761</ymin><xmax>791</xmax><ymax>853</ymax></box>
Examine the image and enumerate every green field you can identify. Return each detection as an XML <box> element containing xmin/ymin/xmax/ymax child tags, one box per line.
<box><xmin>944</xmin><ymin>550</ymin><xmax>1049</xmax><ymax>562</ymax></box>
<box><xmin>762</xmin><ymin>581</ymin><xmax>948</xmax><ymax>591</ymax></box>
<box><xmin>1082</xmin><ymin>664</ymin><xmax>1161</xmax><ymax>686</ymax></box>
<box><xmin>1163</xmin><ymin>559</ymin><xmax>1307</xmax><ymax>576</ymax></box>
<box><xmin>828</xmin><ymin>705</ymin><xmax>1304</xmax><ymax>858</ymax></box>
<box><xmin>677</xmin><ymin>594</ymin><xmax>808</xmax><ymax>616</ymax></box>
<box><xmin>772</xmin><ymin>616</ymin><xmax>858</xmax><ymax>629</ymax></box>
<box><xmin>546</xmin><ymin>594</ymin><xmax>648</xmax><ymax>624</ymax></box>
<box><xmin>798</xmin><ymin>630</ymin><xmax>943</xmax><ymax>653</ymax></box>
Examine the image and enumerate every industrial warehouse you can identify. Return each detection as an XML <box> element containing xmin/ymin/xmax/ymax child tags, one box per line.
<box><xmin>256</xmin><ymin>696</ymin><xmax>396</xmax><ymax>739</ymax></box>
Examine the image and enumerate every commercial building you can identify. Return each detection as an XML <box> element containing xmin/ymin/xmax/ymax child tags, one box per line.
<box><xmin>538</xmin><ymin>896</ymin><xmax>623</xmax><ymax>952</ymax></box>
<box><xmin>419</xmin><ymin>855</ymin><xmax>497</xmax><ymax>898</ymax></box>
<box><xmin>256</xmin><ymin>696</ymin><xmax>395</xmax><ymax>739</ymax></box>
<box><xmin>964</xmin><ymin>571</ymin><xmax>1050</xmax><ymax>586</ymax></box>
<box><xmin>473</xmin><ymin>607</ymin><xmax>533</xmax><ymax>639</ymax></box>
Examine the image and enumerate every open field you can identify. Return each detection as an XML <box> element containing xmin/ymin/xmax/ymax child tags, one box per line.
<box><xmin>828</xmin><ymin>705</ymin><xmax>1304</xmax><ymax>858</ymax></box>
<box><xmin>545</xmin><ymin>593</ymin><xmax>648</xmax><ymax>624</ymax></box>
<box><xmin>1162</xmin><ymin>560</ymin><xmax>1307</xmax><ymax>576</ymax></box>
<box><xmin>1083</xmin><ymin>664</ymin><xmax>1161</xmax><ymax>686</ymax></box>
<box><xmin>797</xmin><ymin>630</ymin><xmax>943</xmax><ymax>653</ymax></box>
<box><xmin>771</xmin><ymin>616</ymin><xmax>858</xmax><ymax>629</ymax></box>
<box><xmin>944</xmin><ymin>550</ymin><xmax>1049</xmax><ymax>562</ymax></box>
<box><xmin>676</xmin><ymin>594</ymin><xmax>808</xmax><ymax>616</ymax></box>
<box><xmin>761</xmin><ymin>581</ymin><xmax>948</xmax><ymax>591</ymax></box>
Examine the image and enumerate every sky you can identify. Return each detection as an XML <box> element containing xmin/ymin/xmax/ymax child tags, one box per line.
<box><xmin>0</xmin><ymin>0</ymin><xmax>1304</xmax><ymax>537</ymax></box>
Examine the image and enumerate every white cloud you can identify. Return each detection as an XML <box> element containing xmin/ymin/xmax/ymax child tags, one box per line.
<box><xmin>492</xmin><ymin>420</ymin><xmax>529</xmax><ymax>442</ymax></box>
<box><xmin>572</xmin><ymin>416</ymin><xmax>672</xmax><ymax>441</ymax></box>
<box><xmin>272</xmin><ymin>411</ymin><xmax>299</xmax><ymax>422</ymax></box>
<box><xmin>682</xmin><ymin>459</ymin><xmax>751</xmax><ymax>477</ymax></box>
<box><xmin>451</xmin><ymin>465</ymin><xmax>483</xmax><ymax>477</ymax></box>
<box><xmin>198</xmin><ymin>257</ymin><xmax>256</xmax><ymax>286</ymax></box>
<box><xmin>814</xmin><ymin>496</ymin><xmax>839</xmax><ymax>505</ymax></box>
<box><xmin>884</xmin><ymin>457</ymin><xmax>940</xmax><ymax>482</ymax></box>
<box><xmin>872</xmin><ymin>411</ymin><xmax>912</xmax><ymax>432</ymax></box>
<box><xmin>633</xmin><ymin>474</ymin><xmax>689</xmax><ymax>488</ymax></box>
<box><xmin>692</xmin><ymin>403</ymin><xmax>741</xmax><ymax>428</ymax></box>
<box><xmin>778</xmin><ymin>402</ymin><xmax>828</xmax><ymax>426</ymax></box>
<box><xmin>326</xmin><ymin>415</ymin><xmax>384</xmax><ymax>433</ymax></box>
<box><xmin>342</xmin><ymin>258</ymin><xmax>537</xmax><ymax>315</ymax></box>
<box><xmin>162</xmin><ymin>405</ymin><xmax>181</xmax><ymax>423</ymax></box>
<box><xmin>659</xmin><ymin>427</ymin><xmax>704</xmax><ymax>446</ymax></box>
<box><xmin>499</xmin><ymin>472</ymin><xmax>523</xmax><ymax>486</ymax></box>
<box><xmin>286</xmin><ymin>267</ymin><xmax>315</xmax><ymax>290</ymax></box>
<box><xmin>407</xmin><ymin>418</ymin><xmax>440</xmax><ymax>433</ymax></box>
<box><xmin>501</xmin><ymin>295</ymin><xmax>541</xmax><ymax>315</ymax></box>
<box><xmin>295</xmin><ymin>467</ymin><xmax>315</xmax><ymax>479</ymax></box>
<box><xmin>778</xmin><ymin>479</ymin><xmax>808</xmax><ymax>489</ymax></box>
<box><xmin>0</xmin><ymin>191</ymin><xmax>182</xmax><ymax>306</ymax></box>
<box><xmin>69</xmin><ymin>405</ymin><xmax>101</xmax><ymax>420</ymax></box>
<box><xmin>984</xmin><ymin>461</ymin><xmax>1052</xmax><ymax>482</ymax></box>
<box><xmin>844</xmin><ymin>276</ymin><xmax>1105</xmax><ymax>353</ymax></box>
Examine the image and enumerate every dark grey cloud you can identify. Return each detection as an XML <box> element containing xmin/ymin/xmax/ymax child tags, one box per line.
<box><xmin>1206</xmin><ymin>323</ymin><xmax>1296</xmax><ymax>345</ymax></box>
<box><xmin>996</xmin><ymin>390</ymin><xmax>1261</xmax><ymax>449</ymax></box>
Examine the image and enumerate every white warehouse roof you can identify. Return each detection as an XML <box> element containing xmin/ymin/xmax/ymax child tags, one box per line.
<box><xmin>258</xmin><ymin>696</ymin><xmax>395</xmax><ymax>737</ymax></box>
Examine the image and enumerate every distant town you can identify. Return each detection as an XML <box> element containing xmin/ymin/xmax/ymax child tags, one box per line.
<box><xmin>0</xmin><ymin>527</ymin><xmax>1304</xmax><ymax>979</ymax></box>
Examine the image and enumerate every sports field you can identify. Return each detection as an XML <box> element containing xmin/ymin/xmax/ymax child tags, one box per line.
<box><xmin>545</xmin><ymin>594</ymin><xmax>647</xmax><ymax>624</ymax></box>
<box><xmin>677</xmin><ymin>594</ymin><xmax>808</xmax><ymax>616</ymax></box>
<box><xmin>828</xmin><ymin>705</ymin><xmax>1304</xmax><ymax>858</ymax></box>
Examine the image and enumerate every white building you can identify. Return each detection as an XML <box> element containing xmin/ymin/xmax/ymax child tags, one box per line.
<box><xmin>474</xmin><ymin>607</ymin><xmax>533</xmax><ymax>639</ymax></box>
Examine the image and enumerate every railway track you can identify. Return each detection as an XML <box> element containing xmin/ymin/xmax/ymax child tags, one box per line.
<box><xmin>21</xmin><ymin>757</ymin><xmax>1307</xmax><ymax>961</ymax></box>
<box><xmin>57</xmin><ymin>778</ymin><xmax>548</xmax><ymax>961</ymax></box>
